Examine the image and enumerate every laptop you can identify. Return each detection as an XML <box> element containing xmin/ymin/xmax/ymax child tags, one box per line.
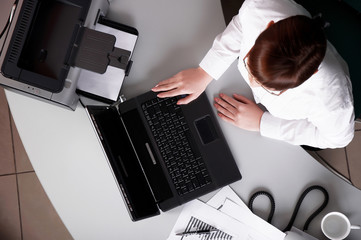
<box><xmin>86</xmin><ymin>91</ymin><xmax>242</xmax><ymax>221</ymax></box>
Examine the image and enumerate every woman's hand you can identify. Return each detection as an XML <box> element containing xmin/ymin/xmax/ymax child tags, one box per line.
<box><xmin>214</xmin><ymin>93</ymin><xmax>264</xmax><ymax>131</ymax></box>
<box><xmin>152</xmin><ymin>67</ymin><xmax>213</xmax><ymax>105</ymax></box>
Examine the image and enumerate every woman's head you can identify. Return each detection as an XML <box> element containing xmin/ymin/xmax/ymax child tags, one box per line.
<box><xmin>247</xmin><ymin>15</ymin><xmax>327</xmax><ymax>91</ymax></box>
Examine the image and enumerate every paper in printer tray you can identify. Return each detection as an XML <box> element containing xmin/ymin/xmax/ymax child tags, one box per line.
<box><xmin>76</xmin><ymin>16</ymin><xmax>138</xmax><ymax>104</ymax></box>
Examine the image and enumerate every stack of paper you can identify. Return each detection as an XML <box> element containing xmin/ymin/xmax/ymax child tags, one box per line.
<box><xmin>167</xmin><ymin>186</ymin><xmax>286</xmax><ymax>240</ymax></box>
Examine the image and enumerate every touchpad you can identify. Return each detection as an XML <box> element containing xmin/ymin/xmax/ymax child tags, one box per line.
<box><xmin>195</xmin><ymin>115</ymin><xmax>219</xmax><ymax>145</ymax></box>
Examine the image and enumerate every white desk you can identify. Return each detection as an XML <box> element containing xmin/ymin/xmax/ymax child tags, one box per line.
<box><xmin>5</xmin><ymin>0</ymin><xmax>361</xmax><ymax>239</ymax></box>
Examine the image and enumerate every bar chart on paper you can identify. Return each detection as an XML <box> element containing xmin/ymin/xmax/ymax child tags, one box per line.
<box><xmin>181</xmin><ymin>217</ymin><xmax>233</xmax><ymax>240</ymax></box>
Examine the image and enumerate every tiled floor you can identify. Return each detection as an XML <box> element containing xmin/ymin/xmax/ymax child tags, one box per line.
<box><xmin>306</xmin><ymin>121</ymin><xmax>361</xmax><ymax>190</ymax></box>
<box><xmin>0</xmin><ymin>87</ymin><xmax>73</xmax><ymax>240</ymax></box>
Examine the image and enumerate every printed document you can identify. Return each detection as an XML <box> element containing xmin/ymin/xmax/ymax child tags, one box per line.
<box><xmin>167</xmin><ymin>186</ymin><xmax>286</xmax><ymax>240</ymax></box>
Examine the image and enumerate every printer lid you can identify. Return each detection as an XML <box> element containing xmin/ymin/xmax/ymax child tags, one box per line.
<box><xmin>1</xmin><ymin>0</ymin><xmax>91</xmax><ymax>93</ymax></box>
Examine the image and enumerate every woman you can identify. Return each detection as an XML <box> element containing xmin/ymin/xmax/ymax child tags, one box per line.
<box><xmin>152</xmin><ymin>0</ymin><xmax>354</xmax><ymax>149</ymax></box>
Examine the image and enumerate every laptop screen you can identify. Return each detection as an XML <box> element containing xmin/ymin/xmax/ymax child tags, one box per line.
<box><xmin>88</xmin><ymin>106</ymin><xmax>160</xmax><ymax>221</ymax></box>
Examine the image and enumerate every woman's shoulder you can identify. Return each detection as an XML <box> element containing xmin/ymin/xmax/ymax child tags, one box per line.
<box><xmin>303</xmin><ymin>54</ymin><xmax>353</xmax><ymax>113</ymax></box>
<box><xmin>239</xmin><ymin>0</ymin><xmax>310</xmax><ymax>24</ymax></box>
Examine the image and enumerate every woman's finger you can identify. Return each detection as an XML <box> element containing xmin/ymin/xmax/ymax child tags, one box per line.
<box><xmin>214</xmin><ymin>97</ymin><xmax>237</xmax><ymax>115</ymax></box>
<box><xmin>152</xmin><ymin>81</ymin><xmax>181</xmax><ymax>92</ymax></box>
<box><xmin>214</xmin><ymin>102</ymin><xmax>235</xmax><ymax>120</ymax></box>
<box><xmin>152</xmin><ymin>76</ymin><xmax>180</xmax><ymax>92</ymax></box>
<box><xmin>177</xmin><ymin>94</ymin><xmax>198</xmax><ymax>105</ymax></box>
<box><xmin>217</xmin><ymin>112</ymin><xmax>235</xmax><ymax>125</ymax></box>
<box><xmin>156</xmin><ymin>88</ymin><xmax>184</xmax><ymax>98</ymax></box>
<box><xmin>219</xmin><ymin>93</ymin><xmax>242</xmax><ymax>108</ymax></box>
<box><xmin>232</xmin><ymin>94</ymin><xmax>253</xmax><ymax>104</ymax></box>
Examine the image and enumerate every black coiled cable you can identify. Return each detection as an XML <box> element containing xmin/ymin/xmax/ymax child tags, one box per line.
<box><xmin>248</xmin><ymin>185</ymin><xmax>329</xmax><ymax>232</ymax></box>
<box><xmin>248</xmin><ymin>190</ymin><xmax>276</xmax><ymax>223</ymax></box>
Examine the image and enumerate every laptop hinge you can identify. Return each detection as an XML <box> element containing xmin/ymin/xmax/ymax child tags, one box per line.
<box><xmin>109</xmin><ymin>95</ymin><xmax>127</xmax><ymax>111</ymax></box>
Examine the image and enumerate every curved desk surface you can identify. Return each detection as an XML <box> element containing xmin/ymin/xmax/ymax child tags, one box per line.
<box><xmin>5</xmin><ymin>0</ymin><xmax>361</xmax><ymax>239</ymax></box>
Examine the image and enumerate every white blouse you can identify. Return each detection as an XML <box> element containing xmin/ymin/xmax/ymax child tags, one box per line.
<box><xmin>199</xmin><ymin>0</ymin><xmax>354</xmax><ymax>148</ymax></box>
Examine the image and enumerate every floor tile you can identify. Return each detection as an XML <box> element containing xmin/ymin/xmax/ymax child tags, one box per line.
<box><xmin>0</xmin><ymin>1</ymin><xmax>14</xmax><ymax>29</ymax></box>
<box><xmin>0</xmin><ymin>87</ymin><xmax>16</xmax><ymax>175</ymax></box>
<box><xmin>0</xmin><ymin>1</ymin><xmax>15</xmax><ymax>57</ymax></box>
<box><xmin>355</xmin><ymin>119</ymin><xmax>361</xmax><ymax>131</ymax></box>
<box><xmin>315</xmin><ymin>147</ymin><xmax>349</xmax><ymax>179</ymax></box>
<box><xmin>10</xmin><ymin>115</ymin><xmax>34</xmax><ymax>173</ymax></box>
<box><xmin>0</xmin><ymin>175</ymin><xmax>22</xmax><ymax>240</ymax></box>
<box><xmin>346</xmin><ymin>129</ymin><xmax>361</xmax><ymax>189</ymax></box>
<box><xmin>17</xmin><ymin>172</ymin><xmax>73</xmax><ymax>240</ymax></box>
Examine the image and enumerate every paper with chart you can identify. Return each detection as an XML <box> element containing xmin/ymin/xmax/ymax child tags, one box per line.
<box><xmin>167</xmin><ymin>186</ymin><xmax>285</xmax><ymax>240</ymax></box>
<box><xmin>167</xmin><ymin>199</ymin><xmax>248</xmax><ymax>240</ymax></box>
<box><xmin>180</xmin><ymin>216</ymin><xmax>234</xmax><ymax>240</ymax></box>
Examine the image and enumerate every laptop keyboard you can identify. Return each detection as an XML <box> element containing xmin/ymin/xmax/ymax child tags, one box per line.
<box><xmin>142</xmin><ymin>96</ymin><xmax>212</xmax><ymax>196</ymax></box>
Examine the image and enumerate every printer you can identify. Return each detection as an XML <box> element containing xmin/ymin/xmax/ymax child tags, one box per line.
<box><xmin>0</xmin><ymin>0</ymin><xmax>137</xmax><ymax>110</ymax></box>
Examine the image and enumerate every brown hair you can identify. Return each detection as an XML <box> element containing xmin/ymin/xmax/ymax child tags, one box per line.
<box><xmin>248</xmin><ymin>15</ymin><xmax>327</xmax><ymax>90</ymax></box>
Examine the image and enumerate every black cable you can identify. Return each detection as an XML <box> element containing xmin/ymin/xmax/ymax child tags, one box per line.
<box><xmin>283</xmin><ymin>185</ymin><xmax>329</xmax><ymax>232</ymax></box>
<box><xmin>248</xmin><ymin>191</ymin><xmax>275</xmax><ymax>223</ymax></box>
<box><xmin>0</xmin><ymin>19</ymin><xmax>10</xmax><ymax>40</ymax></box>
<box><xmin>248</xmin><ymin>185</ymin><xmax>329</xmax><ymax>233</ymax></box>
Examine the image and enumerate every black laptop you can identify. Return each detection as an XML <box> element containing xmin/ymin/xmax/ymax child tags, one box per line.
<box><xmin>86</xmin><ymin>91</ymin><xmax>242</xmax><ymax>221</ymax></box>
